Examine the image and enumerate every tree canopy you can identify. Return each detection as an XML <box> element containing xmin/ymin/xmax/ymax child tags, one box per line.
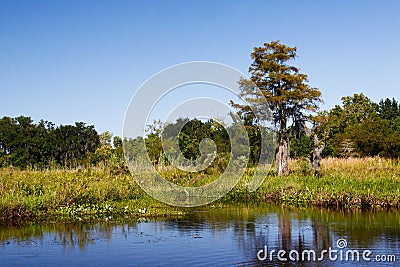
<box><xmin>0</xmin><ymin>116</ymin><xmax>99</xmax><ymax>168</ymax></box>
<box><xmin>314</xmin><ymin>94</ymin><xmax>400</xmax><ymax>158</ymax></box>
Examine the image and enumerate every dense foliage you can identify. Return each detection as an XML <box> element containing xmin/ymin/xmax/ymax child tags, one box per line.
<box><xmin>125</xmin><ymin>118</ymin><xmax>233</xmax><ymax>173</ymax></box>
<box><xmin>2</xmin><ymin>94</ymin><xmax>400</xmax><ymax>171</ymax></box>
<box><xmin>314</xmin><ymin>94</ymin><xmax>400</xmax><ymax>158</ymax></box>
<box><xmin>0</xmin><ymin>116</ymin><xmax>99</xmax><ymax>168</ymax></box>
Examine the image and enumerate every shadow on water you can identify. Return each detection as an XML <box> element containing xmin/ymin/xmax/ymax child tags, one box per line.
<box><xmin>0</xmin><ymin>203</ymin><xmax>399</xmax><ymax>266</ymax></box>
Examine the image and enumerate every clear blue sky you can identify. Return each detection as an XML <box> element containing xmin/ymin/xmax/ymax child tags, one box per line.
<box><xmin>1</xmin><ymin>0</ymin><xmax>399</xmax><ymax>136</ymax></box>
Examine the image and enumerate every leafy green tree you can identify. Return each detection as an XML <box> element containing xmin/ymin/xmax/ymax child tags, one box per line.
<box><xmin>341</xmin><ymin>93</ymin><xmax>378</xmax><ymax>125</ymax></box>
<box><xmin>113</xmin><ymin>136</ymin><xmax>123</xmax><ymax>157</ymax></box>
<box><xmin>237</xmin><ymin>40</ymin><xmax>322</xmax><ymax>175</ymax></box>
<box><xmin>95</xmin><ymin>144</ymin><xmax>112</xmax><ymax>169</ymax></box>
<box><xmin>378</xmin><ymin>98</ymin><xmax>399</xmax><ymax>120</ymax></box>
<box><xmin>290</xmin><ymin>134</ymin><xmax>312</xmax><ymax>159</ymax></box>
<box><xmin>389</xmin><ymin>116</ymin><xmax>400</xmax><ymax>132</ymax></box>
<box><xmin>145</xmin><ymin>133</ymin><xmax>162</xmax><ymax>164</ymax></box>
<box><xmin>99</xmin><ymin>131</ymin><xmax>113</xmax><ymax>146</ymax></box>
<box><xmin>123</xmin><ymin>136</ymin><xmax>147</xmax><ymax>165</ymax></box>
<box><xmin>347</xmin><ymin>117</ymin><xmax>388</xmax><ymax>157</ymax></box>
<box><xmin>314</xmin><ymin>94</ymin><xmax>400</xmax><ymax>159</ymax></box>
<box><xmin>314</xmin><ymin>93</ymin><xmax>380</xmax><ymax>157</ymax></box>
<box><xmin>95</xmin><ymin>132</ymin><xmax>129</xmax><ymax>172</ymax></box>
<box><xmin>0</xmin><ymin>116</ymin><xmax>99</xmax><ymax>168</ymax></box>
<box><xmin>104</xmin><ymin>135</ymin><xmax>129</xmax><ymax>174</ymax></box>
<box><xmin>54</xmin><ymin>122</ymin><xmax>99</xmax><ymax>167</ymax></box>
<box><xmin>383</xmin><ymin>132</ymin><xmax>400</xmax><ymax>159</ymax></box>
<box><xmin>0</xmin><ymin>117</ymin><xmax>17</xmax><ymax>167</ymax></box>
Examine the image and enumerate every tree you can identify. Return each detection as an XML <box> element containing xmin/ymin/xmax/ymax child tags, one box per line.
<box><xmin>95</xmin><ymin>131</ymin><xmax>120</xmax><ymax>171</ymax></box>
<box><xmin>347</xmin><ymin>118</ymin><xmax>388</xmax><ymax>157</ymax></box>
<box><xmin>113</xmin><ymin>136</ymin><xmax>123</xmax><ymax>157</ymax></box>
<box><xmin>237</xmin><ymin>41</ymin><xmax>322</xmax><ymax>175</ymax></box>
<box><xmin>54</xmin><ymin>122</ymin><xmax>99</xmax><ymax>167</ymax></box>
<box><xmin>99</xmin><ymin>131</ymin><xmax>113</xmax><ymax>146</ymax></box>
<box><xmin>341</xmin><ymin>93</ymin><xmax>378</xmax><ymax>125</ymax></box>
<box><xmin>95</xmin><ymin>144</ymin><xmax>112</xmax><ymax>169</ymax></box>
<box><xmin>0</xmin><ymin>116</ymin><xmax>17</xmax><ymax>167</ymax></box>
<box><xmin>378</xmin><ymin>98</ymin><xmax>399</xmax><ymax>121</ymax></box>
<box><xmin>0</xmin><ymin>116</ymin><xmax>99</xmax><ymax>168</ymax></box>
<box><xmin>230</xmin><ymin>101</ymin><xmax>265</xmax><ymax>166</ymax></box>
<box><xmin>314</xmin><ymin>93</ymin><xmax>380</xmax><ymax>158</ymax></box>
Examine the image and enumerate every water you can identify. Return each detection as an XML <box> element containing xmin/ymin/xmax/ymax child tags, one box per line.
<box><xmin>1</xmin><ymin>204</ymin><xmax>399</xmax><ymax>266</ymax></box>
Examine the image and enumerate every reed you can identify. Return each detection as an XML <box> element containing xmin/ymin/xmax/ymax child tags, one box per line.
<box><xmin>223</xmin><ymin>157</ymin><xmax>400</xmax><ymax>208</ymax></box>
<box><xmin>1</xmin><ymin>157</ymin><xmax>399</xmax><ymax>225</ymax></box>
<box><xmin>0</xmin><ymin>168</ymin><xmax>184</xmax><ymax>225</ymax></box>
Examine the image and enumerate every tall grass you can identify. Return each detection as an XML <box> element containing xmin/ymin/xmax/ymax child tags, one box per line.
<box><xmin>0</xmin><ymin>168</ymin><xmax>184</xmax><ymax>225</ymax></box>
<box><xmin>223</xmin><ymin>157</ymin><xmax>400</xmax><ymax>208</ymax></box>
<box><xmin>1</xmin><ymin>157</ymin><xmax>399</xmax><ymax>225</ymax></box>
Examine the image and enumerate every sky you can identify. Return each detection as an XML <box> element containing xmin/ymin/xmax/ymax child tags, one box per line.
<box><xmin>1</xmin><ymin>0</ymin><xmax>399</xmax><ymax>136</ymax></box>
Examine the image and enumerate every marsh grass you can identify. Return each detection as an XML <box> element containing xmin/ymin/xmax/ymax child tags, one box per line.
<box><xmin>0</xmin><ymin>168</ymin><xmax>185</xmax><ymax>225</ymax></box>
<box><xmin>1</xmin><ymin>157</ymin><xmax>400</xmax><ymax>225</ymax></box>
<box><xmin>223</xmin><ymin>157</ymin><xmax>400</xmax><ymax>208</ymax></box>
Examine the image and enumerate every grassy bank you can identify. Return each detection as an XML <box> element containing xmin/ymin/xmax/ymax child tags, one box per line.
<box><xmin>1</xmin><ymin>157</ymin><xmax>400</xmax><ymax>225</ymax></box>
<box><xmin>0</xmin><ymin>168</ymin><xmax>186</xmax><ymax>225</ymax></box>
<box><xmin>224</xmin><ymin>157</ymin><xmax>400</xmax><ymax>208</ymax></box>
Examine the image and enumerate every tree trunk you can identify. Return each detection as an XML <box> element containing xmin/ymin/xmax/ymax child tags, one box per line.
<box><xmin>310</xmin><ymin>135</ymin><xmax>324</xmax><ymax>176</ymax></box>
<box><xmin>276</xmin><ymin>134</ymin><xmax>289</xmax><ymax>176</ymax></box>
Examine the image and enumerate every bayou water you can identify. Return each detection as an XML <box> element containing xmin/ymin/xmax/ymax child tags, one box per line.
<box><xmin>1</xmin><ymin>204</ymin><xmax>399</xmax><ymax>266</ymax></box>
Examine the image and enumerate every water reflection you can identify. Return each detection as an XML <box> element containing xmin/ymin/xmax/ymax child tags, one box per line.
<box><xmin>0</xmin><ymin>204</ymin><xmax>399</xmax><ymax>266</ymax></box>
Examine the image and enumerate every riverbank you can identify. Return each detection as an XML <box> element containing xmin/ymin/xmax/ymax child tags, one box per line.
<box><xmin>1</xmin><ymin>157</ymin><xmax>399</xmax><ymax>225</ymax></box>
<box><xmin>224</xmin><ymin>157</ymin><xmax>400</xmax><ymax>208</ymax></box>
<box><xmin>0</xmin><ymin>168</ymin><xmax>186</xmax><ymax>225</ymax></box>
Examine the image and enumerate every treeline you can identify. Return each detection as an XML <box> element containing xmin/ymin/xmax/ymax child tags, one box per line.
<box><xmin>124</xmin><ymin>118</ymin><xmax>235</xmax><ymax>173</ymax></box>
<box><xmin>0</xmin><ymin>116</ymin><xmax>125</xmax><ymax>170</ymax></box>
<box><xmin>145</xmin><ymin>118</ymin><xmax>231</xmax><ymax>163</ymax></box>
<box><xmin>131</xmin><ymin>93</ymin><xmax>400</xmax><ymax>168</ymax></box>
<box><xmin>1</xmin><ymin>94</ymin><xmax>400</xmax><ymax>170</ymax></box>
<box><xmin>314</xmin><ymin>94</ymin><xmax>400</xmax><ymax>158</ymax></box>
<box><xmin>286</xmin><ymin>94</ymin><xmax>400</xmax><ymax>159</ymax></box>
<box><xmin>0</xmin><ymin>116</ymin><xmax>99</xmax><ymax>168</ymax></box>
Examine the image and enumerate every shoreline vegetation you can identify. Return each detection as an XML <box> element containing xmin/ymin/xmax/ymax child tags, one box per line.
<box><xmin>1</xmin><ymin>157</ymin><xmax>399</xmax><ymax>226</ymax></box>
<box><xmin>2</xmin><ymin>41</ymin><xmax>400</xmax><ymax>226</ymax></box>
